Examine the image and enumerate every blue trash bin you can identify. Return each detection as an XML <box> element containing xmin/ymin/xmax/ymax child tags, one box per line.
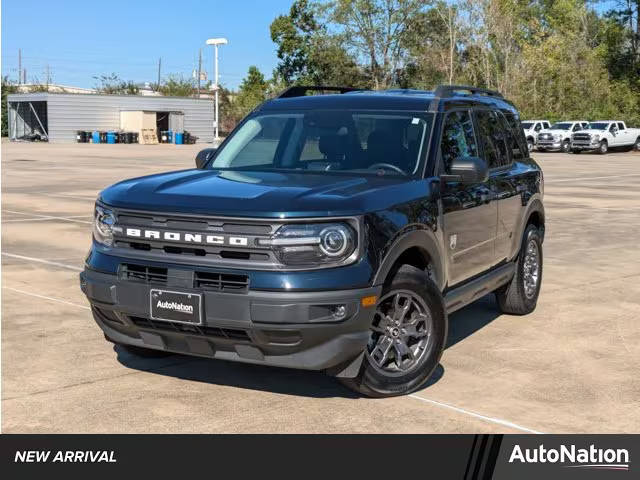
<box><xmin>92</xmin><ymin>131</ymin><xmax>100</xmax><ymax>144</ymax></box>
<box><xmin>174</xmin><ymin>132</ymin><xmax>183</xmax><ymax>145</ymax></box>
<box><xmin>107</xmin><ymin>132</ymin><xmax>116</xmax><ymax>144</ymax></box>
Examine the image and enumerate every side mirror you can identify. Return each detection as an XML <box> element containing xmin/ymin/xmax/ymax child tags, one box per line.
<box><xmin>195</xmin><ymin>148</ymin><xmax>217</xmax><ymax>169</ymax></box>
<box><xmin>441</xmin><ymin>156</ymin><xmax>489</xmax><ymax>184</ymax></box>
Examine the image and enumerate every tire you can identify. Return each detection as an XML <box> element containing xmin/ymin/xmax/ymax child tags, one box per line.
<box><xmin>339</xmin><ymin>265</ymin><xmax>447</xmax><ymax>397</ymax></box>
<box><xmin>571</xmin><ymin>149</ymin><xmax>581</xmax><ymax>154</ymax></box>
<box><xmin>538</xmin><ymin>147</ymin><xmax>546</xmax><ymax>152</ymax></box>
<box><xmin>495</xmin><ymin>224</ymin><xmax>543</xmax><ymax>315</ymax></box>
<box><xmin>561</xmin><ymin>140</ymin><xmax>571</xmax><ymax>153</ymax></box>
<box><xmin>598</xmin><ymin>140</ymin><xmax>608</xmax><ymax>154</ymax></box>
<box><xmin>635</xmin><ymin>136</ymin><xmax>640</xmax><ymax>152</ymax></box>
<box><xmin>527</xmin><ymin>138</ymin><xmax>534</xmax><ymax>153</ymax></box>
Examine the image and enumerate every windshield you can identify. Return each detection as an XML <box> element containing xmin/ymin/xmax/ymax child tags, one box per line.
<box><xmin>208</xmin><ymin>111</ymin><xmax>433</xmax><ymax>176</ymax></box>
<box><xmin>550</xmin><ymin>122</ymin><xmax>572</xmax><ymax>130</ymax></box>
<box><xmin>521</xmin><ymin>122</ymin><xmax>533</xmax><ymax>129</ymax></box>
<box><xmin>587</xmin><ymin>122</ymin><xmax>609</xmax><ymax>130</ymax></box>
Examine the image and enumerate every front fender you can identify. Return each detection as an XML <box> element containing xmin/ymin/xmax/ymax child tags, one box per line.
<box><xmin>372</xmin><ymin>228</ymin><xmax>445</xmax><ymax>291</ymax></box>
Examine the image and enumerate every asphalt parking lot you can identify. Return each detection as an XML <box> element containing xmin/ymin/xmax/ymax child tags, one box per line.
<box><xmin>2</xmin><ymin>140</ymin><xmax>639</xmax><ymax>433</ymax></box>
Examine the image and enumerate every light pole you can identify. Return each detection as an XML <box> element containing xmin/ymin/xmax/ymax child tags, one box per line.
<box><xmin>206</xmin><ymin>37</ymin><xmax>228</xmax><ymax>144</ymax></box>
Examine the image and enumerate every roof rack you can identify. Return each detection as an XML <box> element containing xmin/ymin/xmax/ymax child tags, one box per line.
<box><xmin>433</xmin><ymin>85</ymin><xmax>503</xmax><ymax>99</ymax></box>
<box><xmin>276</xmin><ymin>86</ymin><xmax>359</xmax><ymax>99</ymax></box>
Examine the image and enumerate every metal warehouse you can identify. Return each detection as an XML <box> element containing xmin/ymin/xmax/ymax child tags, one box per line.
<box><xmin>6</xmin><ymin>92</ymin><xmax>215</xmax><ymax>143</ymax></box>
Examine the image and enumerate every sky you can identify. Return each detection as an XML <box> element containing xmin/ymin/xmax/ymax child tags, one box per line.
<box><xmin>1</xmin><ymin>0</ymin><xmax>294</xmax><ymax>90</ymax></box>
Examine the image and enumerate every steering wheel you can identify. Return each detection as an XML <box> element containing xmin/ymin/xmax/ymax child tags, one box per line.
<box><xmin>368</xmin><ymin>163</ymin><xmax>406</xmax><ymax>175</ymax></box>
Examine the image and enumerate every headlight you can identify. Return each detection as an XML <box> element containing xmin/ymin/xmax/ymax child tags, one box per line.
<box><xmin>593</xmin><ymin>134</ymin><xmax>600</xmax><ymax>141</ymax></box>
<box><xmin>259</xmin><ymin>222</ymin><xmax>357</xmax><ymax>267</ymax></box>
<box><xmin>553</xmin><ymin>134</ymin><xmax>561</xmax><ymax>141</ymax></box>
<box><xmin>93</xmin><ymin>205</ymin><xmax>115</xmax><ymax>246</ymax></box>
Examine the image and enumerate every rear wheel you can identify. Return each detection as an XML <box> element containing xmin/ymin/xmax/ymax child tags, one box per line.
<box><xmin>339</xmin><ymin>265</ymin><xmax>447</xmax><ymax>397</ymax></box>
<box><xmin>496</xmin><ymin>224</ymin><xmax>543</xmax><ymax>315</ymax></box>
<box><xmin>598</xmin><ymin>140</ymin><xmax>608</xmax><ymax>154</ymax></box>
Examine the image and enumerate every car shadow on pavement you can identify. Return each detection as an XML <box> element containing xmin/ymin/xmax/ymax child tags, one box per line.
<box><xmin>113</xmin><ymin>294</ymin><xmax>499</xmax><ymax>398</ymax></box>
<box><xmin>446</xmin><ymin>294</ymin><xmax>501</xmax><ymax>349</ymax></box>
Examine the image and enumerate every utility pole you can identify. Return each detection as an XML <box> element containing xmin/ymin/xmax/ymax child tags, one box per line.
<box><xmin>23</xmin><ymin>68</ymin><xmax>27</xmax><ymax>84</ymax></box>
<box><xmin>197</xmin><ymin>49</ymin><xmax>202</xmax><ymax>98</ymax></box>
<box><xmin>206</xmin><ymin>38</ymin><xmax>228</xmax><ymax>144</ymax></box>
<box><xmin>46</xmin><ymin>65</ymin><xmax>50</xmax><ymax>89</ymax></box>
<box><xmin>157</xmin><ymin>58</ymin><xmax>161</xmax><ymax>91</ymax></box>
<box><xmin>18</xmin><ymin>49</ymin><xmax>22</xmax><ymax>84</ymax></box>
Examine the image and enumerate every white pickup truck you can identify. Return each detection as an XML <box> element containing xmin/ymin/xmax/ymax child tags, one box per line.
<box><xmin>522</xmin><ymin>120</ymin><xmax>551</xmax><ymax>152</ymax></box>
<box><xmin>571</xmin><ymin>121</ymin><xmax>640</xmax><ymax>154</ymax></box>
<box><xmin>536</xmin><ymin>121</ymin><xmax>589</xmax><ymax>153</ymax></box>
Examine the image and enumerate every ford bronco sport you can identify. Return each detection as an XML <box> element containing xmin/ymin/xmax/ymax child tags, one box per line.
<box><xmin>81</xmin><ymin>85</ymin><xmax>545</xmax><ymax>397</ymax></box>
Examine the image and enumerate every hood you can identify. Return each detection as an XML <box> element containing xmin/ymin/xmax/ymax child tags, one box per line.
<box><xmin>99</xmin><ymin>168</ymin><xmax>429</xmax><ymax>218</ymax></box>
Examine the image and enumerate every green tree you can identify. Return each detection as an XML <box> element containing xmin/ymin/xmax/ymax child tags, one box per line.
<box><xmin>159</xmin><ymin>75</ymin><xmax>196</xmax><ymax>97</ymax></box>
<box><xmin>2</xmin><ymin>76</ymin><xmax>19</xmax><ymax>137</ymax></box>
<box><xmin>93</xmin><ymin>73</ymin><xmax>139</xmax><ymax>94</ymax></box>
<box><xmin>270</xmin><ymin>0</ymin><xmax>369</xmax><ymax>87</ymax></box>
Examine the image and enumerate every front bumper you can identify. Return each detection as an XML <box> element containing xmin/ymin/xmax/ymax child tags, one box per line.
<box><xmin>536</xmin><ymin>140</ymin><xmax>563</xmax><ymax>150</ymax></box>
<box><xmin>80</xmin><ymin>267</ymin><xmax>381</xmax><ymax>374</ymax></box>
<box><xmin>571</xmin><ymin>143</ymin><xmax>599</xmax><ymax>151</ymax></box>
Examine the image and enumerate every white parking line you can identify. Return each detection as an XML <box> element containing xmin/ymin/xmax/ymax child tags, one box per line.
<box><xmin>1</xmin><ymin>252</ymin><xmax>83</xmax><ymax>271</ymax></box>
<box><xmin>546</xmin><ymin>173</ymin><xmax>640</xmax><ymax>183</ymax></box>
<box><xmin>3</xmin><ymin>286</ymin><xmax>90</xmax><ymax>310</ymax></box>
<box><xmin>2</xmin><ymin>210</ymin><xmax>91</xmax><ymax>224</ymax></box>
<box><xmin>408</xmin><ymin>394</ymin><xmax>544</xmax><ymax>434</ymax></box>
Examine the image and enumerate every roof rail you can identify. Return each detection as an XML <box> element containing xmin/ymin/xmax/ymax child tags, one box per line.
<box><xmin>433</xmin><ymin>85</ymin><xmax>503</xmax><ymax>99</ymax></box>
<box><xmin>276</xmin><ymin>86</ymin><xmax>359</xmax><ymax>99</ymax></box>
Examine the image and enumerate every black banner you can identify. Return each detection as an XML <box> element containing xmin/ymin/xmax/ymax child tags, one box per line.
<box><xmin>1</xmin><ymin>434</ymin><xmax>637</xmax><ymax>478</ymax></box>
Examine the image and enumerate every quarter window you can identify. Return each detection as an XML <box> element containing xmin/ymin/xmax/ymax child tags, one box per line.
<box><xmin>440</xmin><ymin>111</ymin><xmax>478</xmax><ymax>173</ymax></box>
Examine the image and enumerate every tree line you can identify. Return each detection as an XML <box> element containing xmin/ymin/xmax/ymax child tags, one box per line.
<box><xmin>227</xmin><ymin>0</ymin><xmax>640</xmax><ymax>128</ymax></box>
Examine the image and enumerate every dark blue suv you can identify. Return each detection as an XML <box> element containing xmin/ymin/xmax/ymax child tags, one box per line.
<box><xmin>81</xmin><ymin>85</ymin><xmax>545</xmax><ymax>397</ymax></box>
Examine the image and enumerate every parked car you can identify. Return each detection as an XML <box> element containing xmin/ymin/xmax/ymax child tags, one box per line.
<box><xmin>571</xmin><ymin>121</ymin><xmax>640</xmax><ymax>154</ymax></box>
<box><xmin>81</xmin><ymin>85</ymin><xmax>545</xmax><ymax>397</ymax></box>
<box><xmin>536</xmin><ymin>121</ymin><xmax>589</xmax><ymax>153</ymax></box>
<box><xmin>522</xmin><ymin>120</ymin><xmax>551</xmax><ymax>152</ymax></box>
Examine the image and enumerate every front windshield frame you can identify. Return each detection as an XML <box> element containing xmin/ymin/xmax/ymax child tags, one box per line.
<box><xmin>586</xmin><ymin>122</ymin><xmax>610</xmax><ymax>130</ymax></box>
<box><xmin>550</xmin><ymin>122</ymin><xmax>572</xmax><ymax>130</ymax></box>
<box><xmin>204</xmin><ymin>109</ymin><xmax>434</xmax><ymax>178</ymax></box>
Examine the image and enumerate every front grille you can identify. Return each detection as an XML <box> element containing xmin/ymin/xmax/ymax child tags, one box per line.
<box><xmin>111</xmin><ymin>209</ymin><xmax>281</xmax><ymax>268</ymax></box>
<box><xmin>120</xmin><ymin>264</ymin><xmax>169</xmax><ymax>284</ymax></box>
<box><xmin>130</xmin><ymin>316</ymin><xmax>251</xmax><ymax>342</ymax></box>
<box><xmin>119</xmin><ymin>263</ymin><xmax>249</xmax><ymax>293</ymax></box>
<box><xmin>538</xmin><ymin>133</ymin><xmax>553</xmax><ymax>140</ymax></box>
<box><xmin>573</xmin><ymin>133</ymin><xmax>591</xmax><ymax>141</ymax></box>
<box><xmin>195</xmin><ymin>271</ymin><xmax>249</xmax><ymax>292</ymax></box>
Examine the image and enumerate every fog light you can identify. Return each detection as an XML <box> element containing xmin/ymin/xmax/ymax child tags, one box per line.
<box><xmin>332</xmin><ymin>305</ymin><xmax>347</xmax><ymax>319</ymax></box>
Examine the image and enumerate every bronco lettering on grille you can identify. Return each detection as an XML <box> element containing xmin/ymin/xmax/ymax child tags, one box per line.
<box><xmin>124</xmin><ymin>228</ymin><xmax>249</xmax><ymax>246</ymax></box>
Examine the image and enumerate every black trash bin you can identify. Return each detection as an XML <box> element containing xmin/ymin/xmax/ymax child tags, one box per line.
<box><xmin>132</xmin><ymin>132</ymin><xmax>139</xmax><ymax>143</ymax></box>
<box><xmin>76</xmin><ymin>131</ymin><xmax>86</xmax><ymax>143</ymax></box>
<box><xmin>99</xmin><ymin>131</ymin><xmax>107</xmax><ymax>143</ymax></box>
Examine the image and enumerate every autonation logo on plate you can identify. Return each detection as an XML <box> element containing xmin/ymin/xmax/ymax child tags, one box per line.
<box><xmin>493</xmin><ymin>437</ymin><xmax>636</xmax><ymax>479</ymax></box>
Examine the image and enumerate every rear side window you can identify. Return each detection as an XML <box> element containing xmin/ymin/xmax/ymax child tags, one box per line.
<box><xmin>474</xmin><ymin>110</ymin><xmax>509</xmax><ymax>169</ymax></box>
<box><xmin>440</xmin><ymin>110</ymin><xmax>478</xmax><ymax>173</ymax></box>
<box><xmin>618</xmin><ymin>122</ymin><xmax>625</xmax><ymax>130</ymax></box>
<box><xmin>502</xmin><ymin>112</ymin><xmax>527</xmax><ymax>160</ymax></box>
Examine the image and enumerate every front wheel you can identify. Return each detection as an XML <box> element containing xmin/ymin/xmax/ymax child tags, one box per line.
<box><xmin>635</xmin><ymin>136</ymin><xmax>640</xmax><ymax>151</ymax></box>
<box><xmin>339</xmin><ymin>265</ymin><xmax>447</xmax><ymax>397</ymax></box>
<box><xmin>598</xmin><ymin>140</ymin><xmax>608</xmax><ymax>154</ymax></box>
<box><xmin>527</xmin><ymin>138</ymin><xmax>535</xmax><ymax>153</ymax></box>
<box><xmin>561</xmin><ymin>140</ymin><xmax>571</xmax><ymax>153</ymax></box>
<box><xmin>496</xmin><ymin>224</ymin><xmax>543</xmax><ymax>315</ymax></box>
<box><xmin>571</xmin><ymin>148</ymin><xmax>581</xmax><ymax>154</ymax></box>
